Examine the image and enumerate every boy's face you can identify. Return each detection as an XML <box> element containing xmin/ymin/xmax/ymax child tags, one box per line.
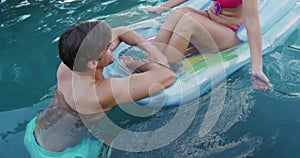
<box><xmin>97</xmin><ymin>42</ymin><xmax>115</xmax><ymax>67</ymax></box>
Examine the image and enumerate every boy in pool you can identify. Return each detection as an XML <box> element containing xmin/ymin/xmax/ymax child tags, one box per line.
<box><xmin>24</xmin><ymin>20</ymin><xmax>176</xmax><ymax>158</ymax></box>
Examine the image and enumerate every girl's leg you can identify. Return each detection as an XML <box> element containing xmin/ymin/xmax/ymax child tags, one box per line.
<box><xmin>154</xmin><ymin>7</ymin><xmax>207</xmax><ymax>52</ymax></box>
<box><xmin>162</xmin><ymin>12</ymin><xmax>242</xmax><ymax>62</ymax></box>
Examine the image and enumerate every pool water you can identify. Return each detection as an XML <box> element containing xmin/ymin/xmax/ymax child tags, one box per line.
<box><xmin>1</xmin><ymin>0</ymin><xmax>300</xmax><ymax>157</ymax></box>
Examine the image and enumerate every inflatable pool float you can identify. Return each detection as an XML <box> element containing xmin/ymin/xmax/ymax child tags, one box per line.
<box><xmin>103</xmin><ymin>0</ymin><xmax>300</xmax><ymax>107</ymax></box>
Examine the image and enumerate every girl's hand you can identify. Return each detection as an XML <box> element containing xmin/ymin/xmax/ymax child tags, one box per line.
<box><xmin>251</xmin><ymin>71</ymin><xmax>272</xmax><ymax>92</ymax></box>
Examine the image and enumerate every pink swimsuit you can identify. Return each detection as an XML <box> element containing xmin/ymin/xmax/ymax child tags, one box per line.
<box><xmin>211</xmin><ymin>0</ymin><xmax>243</xmax><ymax>32</ymax></box>
<box><xmin>213</xmin><ymin>0</ymin><xmax>242</xmax><ymax>9</ymax></box>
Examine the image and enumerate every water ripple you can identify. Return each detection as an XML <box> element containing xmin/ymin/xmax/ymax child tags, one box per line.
<box><xmin>3</xmin><ymin>14</ymin><xmax>31</xmax><ymax>27</ymax></box>
<box><xmin>101</xmin><ymin>0</ymin><xmax>117</xmax><ymax>6</ymax></box>
<box><xmin>14</xmin><ymin>0</ymin><xmax>30</xmax><ymax>8</ymax></box>
<box><xmin>265</xmin><ymin>46</ymin><xmax>300</xmax><ymax>99</ymax></box>
<box><xmin>12</xmin><ymin>63</ymin><xmax>22</xmax><ymax>83</ymax></box>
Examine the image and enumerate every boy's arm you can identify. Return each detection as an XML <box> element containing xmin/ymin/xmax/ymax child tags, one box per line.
<box><xmin>112</xmin><ymin>26</ymin><xmax>169</xmax><ymax>67</ymax></box>
<box><xmin>99</xmin><ymin>60</ymin><xmax>176</xmax><ymax>108</ymax></box>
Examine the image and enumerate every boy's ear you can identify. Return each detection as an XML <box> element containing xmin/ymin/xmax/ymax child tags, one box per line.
<box><xmin>86</xmin><ymin>60</ymin><xmax>98</xmax><ymax>70</ymax></box>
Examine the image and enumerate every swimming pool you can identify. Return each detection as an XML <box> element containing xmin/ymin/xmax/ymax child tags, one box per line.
<box><xmin>0</xmin><ymin>0</ymin><xmax>300</xmax><ymax>157</ymax></box>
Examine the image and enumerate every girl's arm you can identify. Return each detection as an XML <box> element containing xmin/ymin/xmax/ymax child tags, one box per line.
<box><xmin>243</xmin><ymin>0</ymin><xmax>272</xmax><ymax>91</ymax></box>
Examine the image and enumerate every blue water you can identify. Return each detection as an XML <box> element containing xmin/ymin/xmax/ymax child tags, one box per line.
<box><xmin>1</xmin><ymin>0</ymin><xmax>300</xmax><ymax>157</ymax></box>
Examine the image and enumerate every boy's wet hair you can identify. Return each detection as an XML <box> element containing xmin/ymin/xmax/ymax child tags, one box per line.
<box><xmin>58</xmin><ymin>20</ymin><xmax>112</xmax><ymax>72</ymax></box>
